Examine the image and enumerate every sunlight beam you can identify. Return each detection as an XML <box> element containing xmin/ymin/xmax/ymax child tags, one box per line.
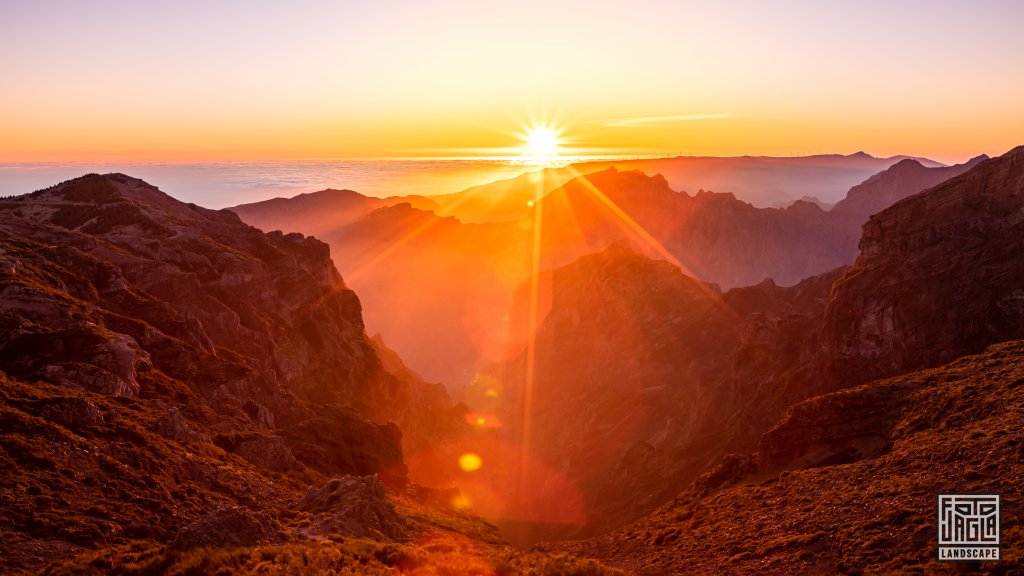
<box><xmin>563</xmin><ymin>165</ymin><xmax>744</xmax><ymax>324</ymax></box>
<box><xmin>518</xmin><ymin>166</ymin><xmax>546</xmax><ymax>529</ymax></box>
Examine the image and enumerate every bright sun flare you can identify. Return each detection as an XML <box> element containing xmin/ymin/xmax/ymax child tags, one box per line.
<box><xmin>523</xmin><ymin>127</ymin><xmax>561</xmax><ymax>159</ymax></box>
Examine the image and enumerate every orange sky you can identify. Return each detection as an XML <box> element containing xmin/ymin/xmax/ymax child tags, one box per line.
<box><xmin>2</xmin><ymin>1</ymin><xmax>1023</xmax><ymax>164</ymax></box>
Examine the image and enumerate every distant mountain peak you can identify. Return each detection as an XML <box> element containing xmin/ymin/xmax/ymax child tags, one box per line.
<box><xmin>888</xmin><ymin>157</ymin><xmax>926</xmax><ymax>171</ymax></box>
<box><xmin>31</xmin><ymin>172</ymin><xmax>168</xmax><ymax>203</ymax></box>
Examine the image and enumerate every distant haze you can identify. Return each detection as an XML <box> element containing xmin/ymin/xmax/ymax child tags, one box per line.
<box><xmin>0</xmin><ymin>160</ymin><xmax>539</xmax><ymax>207</ymax></box>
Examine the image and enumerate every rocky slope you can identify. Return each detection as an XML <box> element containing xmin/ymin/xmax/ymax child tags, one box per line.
<box><xmin>550</xmin><ymin>340</ymin><xmax>1024</xmax><ymax>574</ymax></box>
<box><xmin>0</xmin><ymin>174</ymin><xmax>619</xmax><ymax>574</ymax></box>
<box><xmin>536</xmin><ymin>146</ymin><xmax>1024</xmax><ymax>572</ymax></box>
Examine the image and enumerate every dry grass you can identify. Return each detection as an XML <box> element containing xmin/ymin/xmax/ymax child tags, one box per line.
<box><xmin>41</xmin><ymin>534</ymin><xmax>624</xmax><ymax>576</ymax></box>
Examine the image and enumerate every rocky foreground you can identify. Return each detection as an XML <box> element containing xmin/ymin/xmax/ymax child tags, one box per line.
<box><xmin>547</xmin><ymin>340</ymin><xmax>1024</xmax><ymax>574</ymax></box>
<box><xmin>0</xmin><ymin>174</ymin><xmax>618</xmax><ymax>574</ymax></box>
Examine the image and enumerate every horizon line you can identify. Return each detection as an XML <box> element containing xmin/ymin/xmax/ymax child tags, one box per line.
<box><xmin>0</xmin><ymin>149</ymin><xmax>971</xmax><ymax>166</ymax></box>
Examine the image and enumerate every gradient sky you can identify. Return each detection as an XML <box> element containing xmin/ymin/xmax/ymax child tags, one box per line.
<box><xmin>2</xmin><ymin>0</ymin><xmax>1022</xmax><ymax>163</ymax></box>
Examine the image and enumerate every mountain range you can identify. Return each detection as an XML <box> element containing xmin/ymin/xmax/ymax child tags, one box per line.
<box><xmin>230</xmin><ymin>154</ymin><xmax>985</xmax><ymax>386</ymax></box>
<box><xmin>2</xmin><ymin>146</ymin><xmax>1023</xmax><ymax>574</ymax></box>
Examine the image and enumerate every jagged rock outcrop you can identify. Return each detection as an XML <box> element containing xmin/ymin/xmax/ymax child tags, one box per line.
<box><xmin>171</xmin><ymin>506</ymin><xmax>285</xmax><ymax>550</ymax></box>
<box><xmin>756</xmin><ymin>378</ymin><xmax>914</xmax><ymax>473</ymax></box>
<box><xmin>283</xmin><ymin>405</ymin><xmax>407</xmax><ymax>486</ymax></box>
<box><xmin>233</xmin><ymin>434</ymin><xmax>301</xmax><ymax>472</ymax></box>
<box><xmin>151</xmin><ymin>406</ymin><xmax>208</xmax><ymax>443</ymax></box>
<box><xmin>822</xmin><ymin>146</ymin><xmax>1024</xmax><ymax>386</ymax></box>
<box><xmin>36</xmin><ymin>396</ymin><xmax>105</xmax><ymax>430</ymax></box>
<box><xmin>295</xmin><ymin>475</ymin><xmax>408</xmax><ymax>541</ymax></box>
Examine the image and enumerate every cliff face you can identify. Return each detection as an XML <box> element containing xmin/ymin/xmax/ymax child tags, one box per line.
<box><xmin>828</xmin><ymin>155</ymin><xmax>987</xmax><ymax>259</ymax></box>
<box><xmin>472</xmin><ymin>244</ymin><xmax>842</xmax><ymax>542</ymax></box>
<box><xmin>821</xmin><ymin>147</ymin><xmax>1024</xmax><ymax>386</ymax></box>
<box><xmin>492</xmin><ymin>245</ymin><xmax>741</xmax><ymax>536</ymax></box>
<box><xmin>0</xmin><ymin>174</ymin><xmax>382</xmax><ymax>418</ymax></box>
<box><xmin>537</xmin><ymin>168</ymin><xmax>843</xmax><ymax>289</ymax></box>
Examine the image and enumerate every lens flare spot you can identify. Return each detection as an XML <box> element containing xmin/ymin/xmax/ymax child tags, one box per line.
<box><xmin>459</xmin><ymin>453</ymin><xmax>483</xmax><ymax>472</ymax></box>
<box><xmin>465</xmin><ymin>413</ymin><xmax>503</xmax><ymax>428</ymax></box>
<box><xmin>485</xmin><ymin>388</ymin><xmax>499</xmax><ymax>399</ymax></box>
<box><xmin>451</xmin><ymin>492</ymin><xmax>472</xmax><ymax>510</ymax></box>
<box><xmin>466</xmin><ymin>412</ymin><xmax>501</xmax><ymax>426</ymax></box>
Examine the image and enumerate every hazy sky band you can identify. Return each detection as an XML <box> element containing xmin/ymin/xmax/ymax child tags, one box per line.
<box><xmin>1</xmin><ymin>0</ymin><xmax>1022</xmax><ymax>162</ymax></box>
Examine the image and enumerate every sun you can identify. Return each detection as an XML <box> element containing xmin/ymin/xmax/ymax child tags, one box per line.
<box><xmin>522</xmin><ymin>126</ymin><xmax>561</xmax><ymax>160</ymax></box>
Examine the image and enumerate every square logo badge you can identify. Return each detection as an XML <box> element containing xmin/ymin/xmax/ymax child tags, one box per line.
<box><xmin>938</xmin><ymin>494</ymin><xmax>1000</xmax><ymax>561</ymax></box>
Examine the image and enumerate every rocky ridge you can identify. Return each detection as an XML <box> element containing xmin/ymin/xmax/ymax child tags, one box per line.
<box><xmin>822</xmin><ymin>146</ymin><xmax>1024</xmax><ymax>386</ymax></box>
<box><xmin>0</xmin><ymin>174</ymin><xmax>618</xmax><ymax>575</ymax></box>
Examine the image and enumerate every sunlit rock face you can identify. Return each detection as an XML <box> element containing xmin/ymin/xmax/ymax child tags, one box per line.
<box><xmin>822</xmin><ymin>146</ymin><xmax>1024</xmax><ymax>386</ymax></box>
